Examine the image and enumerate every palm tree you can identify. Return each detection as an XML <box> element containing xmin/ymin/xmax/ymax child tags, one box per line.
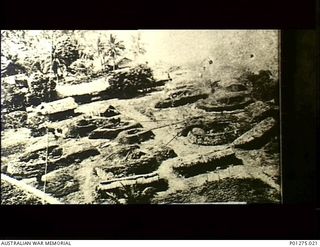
<box><xmin>105</xmin><ymin>34</ymin><xmax>125</xmax><ymax>70</ymax></box>
<box><xmin>97</xmin><ymin>36</ymin><xmax>105</xmax><ymax>68</ymax></box>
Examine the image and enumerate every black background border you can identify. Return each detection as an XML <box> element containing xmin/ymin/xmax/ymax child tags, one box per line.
<box><xmin>0</xmin><ymin>0</ymin><xmax>319</xmax><ymax>240</ymax></box>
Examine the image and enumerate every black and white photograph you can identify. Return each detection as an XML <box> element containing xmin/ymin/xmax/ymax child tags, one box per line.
<box><xmin>1</xmin><ymin>30</ymin><xmax>280</xmax><ymax>205</ymax></box>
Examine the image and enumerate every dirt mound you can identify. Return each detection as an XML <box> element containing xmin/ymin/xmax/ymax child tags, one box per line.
<box><xmin>97</xmin><ymin>145</ymin><xmax>177</xmax><ymax>177</ymax></box>
<box><xmin>40</xmin><ymin>166</ymin><xmax>80</xmax><ymax>198</ymax></box>
<box><xmin>181</xmin><ymin>115</ymin><xmax>251</xmax><ymax>146</ymax></box>
<box><xmin>100</xmin><ymin>105</ymin><xmax>120</xmax><ymax>117</ymax></box>
<box><xmin>1</xmin><ymin>179</ymin><xmax>43</xmax><ymax>205</ymax></box>
<box><xmin>173</xmin><ymin>148</ymin><xmax>242</xmax><ymax>178</ymax></box>
<box><xmin>245</xmin><ymin>101</ymin><xmax>278</xmax><ymax>120</ymax></box>
<box><xmin>6</xmin><ymin>139</ymin><xmax>100</xmax><ymax>180</ymax></box>
<box><xmin>197</xmin><ymin>95</ymin><xmax>253</xmax><ymax>112</ymax></box>
<box><xmin>117</xmin><ymin>129</ymin><xmax>155</xmax><ymax>144</ymax></box>
<box><xmin>155</xmin><ymin>86</ymin><xmax>209</xmax><ymax>108</ymax></box>
<box><xmin>153</xmin><ymin>178</ymin><xmax>280</xmax><ymax>204</ymax></box>
<box><xmin>233</xmin><ymin>117</ymin><xmax>277</xmax><ymax>149</ymax></box>
<box><xmin>88</xmin><ymin>121</ymin><xmax>142</xmax><ymax>139</ymax></box>
<box><xmin>225</xmin><ymin>83</ymin><xmax>248</xmax><ymax>92</ymax></box>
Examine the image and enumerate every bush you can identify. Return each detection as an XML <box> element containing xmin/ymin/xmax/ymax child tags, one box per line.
<box><xmin>27</xmin><ymin>113</ymin><xmax>47</xmax><ymax>137</ymax></box>
<box><xmin>1</xmin><ymin>77</ymin><xmax>27</xmax><ymax>113</ymax></box>
<box><xmin>3</xmin><ymin>111</ymin><xmax>28</xmax><ymax>129</ymax></box>
<box><xmin>2</xmin><ymin>90</ymin><xmax>26</xmax><ymax>113</ymax></box>
<box><xmin>54</xmin><ymin>36</ymin><xmax>80</xmax><ymax>70</ymax></box>
<box><xmin>27</xmin><ymin>73</ymin><xmax>57</xmax><ymax>105</ymax></box>
<box><xmin>1</xmin><ymin>55</ymin><xmax>28</xmax><ymax>77</ymax></box>
<box><xmin>69</xmin><ymin>58</ymin><xmax>93</xmax><ymax>76</ymax></box>
<box><xmin>238</xmin><ymin>70</ymin><xmax>278</xmax><ymax>102</ymax></box>
<box><xmin>108</xmin><ymin>64</ymin><xmax>154</xmax><ymax>97</ymax></box>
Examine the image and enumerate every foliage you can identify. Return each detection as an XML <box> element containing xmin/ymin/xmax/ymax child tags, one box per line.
<box><xmin>54</xmin><ymin>36</ymin><xmax>80</xmax><ymax>70</ymax></box>
<box><xmin>1</xmin><ymin>31</ymin><xmax>52</xmax><ymax>77</ymax></box>
<box><xmin>1</xmin><ymin>31</ymin><xmax>28</xmax><ymax>76</ymax></box>
<box><xmin>1</xmin><ymin>31</ymin><xmax>28</xmax><ymax>59</ymax></box>
<box><xmin>130</xmin><ymin>32</ymin><xmax>146</xmax><ymax>61</ymax></box>
<box><xmin>108</xmin><ymin>64</ymin><xmax>154</xmax><ymax>97</ymax></box>
<box><xmin>1</xmin><ymin>31</ymin><xmax>132</xmax><ymax>79</ymax></box>
<box><xmin>69</xmin><ymin>58</ymin><xmax>94</xmax><ymax>76</ymax></box>
<box><xmin>27</xmin><ymin>113</ymin><xmax>47</xmax><ymax>137</ymax></box>
<box><xmin>1</xmin><ymin>74</ymin><xmax>28</xmax><ymax>129</ymax></box>
<box><xmin>105</xmin><ymin>34</ymin><xmax>125</xmax><ymax>70</ymax></box>
<box><xmin>27</xmin><ymin>73</ymin><xmax>57</xmax><ymax>105</ymax></box>
<box><xmin>2</xmin><ymin>90</ymin><xmax>26</xmax><ymax>112</ymax></box>
<box><xmin>3</xmin><ymin>111</ymin><xmax>28</xmax><ymax>129</ymax></box>
<box><xmin>1</xmin><ymin>76</ymin><xmax>28</xmax><ymax>113</ymax></box>
<box><xmin>1</xmin><ymin>56</ymin><xmax>28</xmax><ymax>77</ymax></box>
<box><xmin>238</xmin><ymin>69</ymin><xmax>278</xmax><ymax>102</ymax></box>
<box><xmin>104</xmin><ymin>184</ymin><xmax>157</xmax><ymax>204</ymax></box>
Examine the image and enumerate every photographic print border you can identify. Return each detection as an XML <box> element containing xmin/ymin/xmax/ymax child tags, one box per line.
<box><xmin>0</xmin><ymin>0</ymin><xmax>318</xmax><ymax>240</ymax></box>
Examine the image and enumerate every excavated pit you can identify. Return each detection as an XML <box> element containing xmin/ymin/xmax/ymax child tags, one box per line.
<box><xmin>97</xmin><ymin>144</ymin><xmax>177</xmax><ymax>178</ymax></box>
<box><xmin>180</xmin><ymin>116</ymin><xmax>251</xmax><ymax>146</ymax></box>
<box><xmin>116</xmin><ymin>128</ymin><xmax>155</xmax><ymax>144</ymax></box>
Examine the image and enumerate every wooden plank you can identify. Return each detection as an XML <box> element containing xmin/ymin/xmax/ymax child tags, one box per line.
<box><xmin>100</xmin><ymin>172</ymin><xmax>158</xmax><ymax>185</ymax></box>
<box><xmin>1</xmin><ymin>173</ymin><xmax>63</xmax><ymax>204</ymax></box>
<box><xmin>98</xmin><ymin>173</ymin><xmax>160</xmax><ymax>191</ymax></box>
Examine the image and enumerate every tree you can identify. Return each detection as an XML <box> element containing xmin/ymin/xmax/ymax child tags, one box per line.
<box><xmin>37</xmin><ymin>31</ymin><xmax>80</xmax><ymax>75</ymax></box>
<box><xmin>1</xmin><ymin>30</ymin><xmax>34</xmax><ymax>76</ymax></box>
<box><xmin>130</xmin><ymin>32</ymin><xmax>146</xmax><ymax>62</ymax></box>
<box><xmin>105</xmin><ymin>34</ymin><xmax>125</xmax><ymax>70</ymax></box>
<box><xmin>97</xmin><ymin>36</ymin><xmax>106</xmax><ymax>68</ymax></box>
<box><xmin>54</xmin><ymin>35</ymin><xmax>80</xmax><ymax>71</ymax></box>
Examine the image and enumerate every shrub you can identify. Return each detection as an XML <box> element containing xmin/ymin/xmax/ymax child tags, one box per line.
<box><xmin>2</xmin><ymin>90</ymin><xmax>26</xmax><ymax>113</ymax></box>
<box><xmin>108</xmin><ymin>64</ymin><xmax>154</xmax><ymax>97</ymax></box>
<box><xmin>69</xmin><ymin>58</ymin><xmax>93</xmax><ymax>76</ymax></box>
<box><xmin>1</xmin><ymin>77</ymin><xmax>27</xmax><ymax>113</ymax></box>
<box><xmin>238</xmin><ymin>69</ymin><xmax>278</xmax><ymax>102</ymax></box>
<box><xmin>3</xmin><ymin>111</ymin><xmax>28</xmax><ymax>129</ymax></box>
<box><xmin>27</xmin><ymin>73</ymin><xmax>57</xmax><ymax>105</ymax></box>
<box><xmin>27</xmin><ymin>113</ymin><xmax>47</xmax><ymax>137</ymax></box>
<box><xmin>54</xmin><ymin>36</ymin><xmax>80</xmax><ymax>70</ymax></box>
<box><xmin>104</xmin><ymin>184</ymin><xmax>157</xmax><ymax>204</ymax></box>
<box><xmin>1</xmin><ymin>58</ymin><xmax>28</xmax><ymax>77</ymax></box>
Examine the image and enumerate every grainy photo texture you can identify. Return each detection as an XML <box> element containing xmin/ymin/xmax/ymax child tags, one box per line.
<box><xmin>1</xmin><ymin>30</ymin><xmax>280</xmax><ymax>204</ymax></box>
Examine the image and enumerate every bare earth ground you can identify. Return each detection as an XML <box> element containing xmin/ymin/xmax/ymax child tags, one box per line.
<box><xmin>1</xmin><ymin>67</ymin><xmax>280</xmax><ymax>204</ymax></box>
